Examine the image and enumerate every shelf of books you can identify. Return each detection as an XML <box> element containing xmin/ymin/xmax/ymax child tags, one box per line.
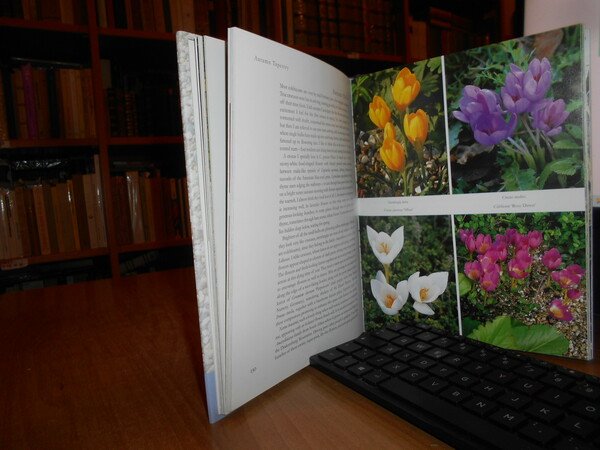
<box><xmin>0</xmin><ymin>0</ymin><xmax>512</xmax><ymax>292</ymax></box>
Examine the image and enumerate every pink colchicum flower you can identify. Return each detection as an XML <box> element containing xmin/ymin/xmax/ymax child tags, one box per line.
<box><xmin>542</xmin><ymin>248</ymin><xmax>562</xmax><ymax>270</ymax></box>
<box><xmin>548</xmin><ymin>298</ymin><xmax>573</xmax><ymax>322</ymax></box>
<box><xmin>551</xmin><ymin>269</ymin><xmax>580</xmax><ymax>289</ymax></box>
<box><xmin>515</xmin><ymin>249</ymin><xmax>533</xmax><ymax>269</ymax></box>
<box><xmin>526</xmin><ymin>230</ymin><xmax>543</xmax><ymax>249</ymax></box>
<box><xmin>531</xmin><ymin>98</ymin><xmax>569</xmax><ymax>137</ymax></box>
<box><xmin>567</xmin><ymin>289</ymin><xmax>582</xmax><ymax>300</ymax></box>
<box><xmin>508</xmin><ymin>258</ymin><xmax>530</xmax><ymax>279</ymax></box>
<box><xmin>480</xmin><ymin>270</ymin><xmax>500</xmax><ymax>292</ymax></box>
<box><xmin>474</xmin><ymin>234</ymin><xmax>493</xmax><ymax>255</ymax></box>
<box><xmin>464</xmin><ymin>261</ymin><xmax>483</xmax><ymax>281</ymax></box>
<box><xmin>504</xmin><ymin>229</ymin><xmax>519</xmax><ymax>245</ymax></box>
<box><xmin>566</xmin><ymin>264</ymin><xmax>585</xmax><ymax>279</ymax></box>
<box><xmin>491</xmin><ymin>240</ymin><xmax>508</xmax><ymax>261</ymax></box>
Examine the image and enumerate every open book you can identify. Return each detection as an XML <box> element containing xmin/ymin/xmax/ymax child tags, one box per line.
<box><xmin>176</xmin><ymin>25</ymin><xmax>593</xmax><ymax>423</ymax></box>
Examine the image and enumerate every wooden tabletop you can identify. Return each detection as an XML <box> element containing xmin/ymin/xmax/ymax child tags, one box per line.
<box><xmin>0</xmin><ymin>268</ymin><xmax>597</xmax><ymax>449</ymax></box>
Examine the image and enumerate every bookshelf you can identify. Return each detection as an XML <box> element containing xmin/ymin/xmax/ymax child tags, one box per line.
<box><xmin>0</xmin><ymin>0</ymin><xmax>518</xmax><ymax>292</ymax></box>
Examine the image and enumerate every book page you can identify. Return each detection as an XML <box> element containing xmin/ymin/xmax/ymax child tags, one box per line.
<box><xmin>352</xmin><ymin>25</ymin><xmax>592</xmax><ymax>360</ymax></box>
<box><xmin>226</xmin><ymin>28</ymin><xmax>363</xmax><ymax>411</ymax></box>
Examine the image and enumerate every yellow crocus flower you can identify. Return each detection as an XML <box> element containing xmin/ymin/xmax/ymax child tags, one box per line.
<box><xmin>383</xmin><ymin>121</ymin><xmax>396</xmax><ymax>140</ymax></box>
<box><xmin>380</xmin><ymin>136</ymin><xmax>406</xmax><ymax>172</ymax></box>
<box><xmin>403</xmin><ymin>109</ymin><xmax>429</xmax><ymax>150</ymax></box>
<box><xmin>392</xmin><ymin>67</ymin><xmax>420</xmax><ymax>111</ymax></box>
<box><xmin>368</xmin><ymin>95</ymin><xmax>392</xmax><ymax>129</ymax></box>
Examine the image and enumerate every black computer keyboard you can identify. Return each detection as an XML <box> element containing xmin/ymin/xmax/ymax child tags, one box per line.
<box><xmin>309</xmin><ymin>321</ymin><xmax>600</xmax><ymax>450</ymax></box>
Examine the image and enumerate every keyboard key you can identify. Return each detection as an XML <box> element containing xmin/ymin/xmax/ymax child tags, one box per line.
<box><xmin>379</xmin><ymin>344</ymin><xmax>401</xmax><ymax>356</ymax></box>
<box><xmin>334</xmin><ymin>355</ymin><xmax>358</xmax><ymax>369</ymax></box>
<box><xmin>348</xmin><ymin>363</ymin><xmax>372</xmax><ymax>377</ymax></box>
<box><xmin>514</xmin><ymin>363</ymin><xmax>545</xmax><ymax>379</ymax></box>
<box><xmin>442</xmin><ymin>354</ymin><xmax>470</xmax><ymax>367</ymax></box>
<box><xmin>373</xmin><ymin>328</ymin><xmax>399</xmax><ymax>341</ymax></box>
<box><xmin>498</xmin><ymin>391</ymin><xmax>531</xmax><ymax>410</ymax></box>
<box><xmin>470</xmin><ymin>348</ymin><xmax>498</xmax><ymax>363</ymax></box>
<box><xmin>441</xmin><ymin>386</ymin><xmax>470</xmax><ymax>403</ymax></box>
<box><xmin>570</xmin><ymin>399</ymin><xmax>600</xmax><ymax>421</ymax></box>
<box><xmin>428</xmin><ymin>363</ymin><xmax>455</xmax><ymax>378</ymax></box>
<box><xmin>318</xmin><ymin>349</ymin><xmax>344</xmax><ymax>362</ymax></box>
<box><xmin>539</xmin><ymin>388</ymin><xmax>574</xmax><ymax>407</ymax></box>
<box><xmin>424</xmin><ymin>347</ymin><xmax>449</xmax><ymax>360</ymax></box>
<box><xmin>419</xmin><ymin>377</ymin><xmax>448</xmax><ymax>394</ymax></box>
<box><xmin>553</xmin><ymin>436</ymin><xmax>595</xmax><ymax>450</ymax></box>
<box><xmin>400</xmin><ymin>326</ymin><xmax>422</xmax><ymax>336</ymax></box>
<box><xmin>525</xmin><ymin>402</ymin><xmax>563</xmax><ymax>423</ymax></box>
<box><xmin>464</xmin><ymin>361</ymin><xmax>491</xmax><ymax>376</ymax></box>
<box><xmin>451</xmin><ymin>342</ymin><xmax>475</xmax><ymax>355</ymax></box>
<box><xmin>386</xmin><ymin>322</ymin><xmax>407</xmax><ymax>332</ymax></box>
<box><xmin>407</xmin><ymin>341</ymin><xmax>432</xmax><ymax>353</ymax></box>
<box><xmin>492</xmin><ymin>355</ymin><xmax>520</xmax><ymax>370</ymax></box>
<box><xmin>431</xmin><ymin>336</ymin><xmax>456</xmax><ymax>348</ymax></box>
<box><xmin>396</xmin><ymin>349</ymin><xmax>418</xmax><ymax>362</ymax></box>
<box><xmin>337</xmin><ymin>341</ymin><xmax>362</xmax><ymax>354</ymax></box>
<box><xmin>355</xmin><ymin>334</ymin><xmax>386</xmax><ymax>349</ymax></box>
<box><xmin>558</xmin><ymin>415</ymin><xmax>598</xmax><ymax>439</ymax></box>
<box><xmin>367</xmin><ymin>354</ymin><xmax>392</xmax><ymax>368</ymax></box>
<box><xmin>400</xmin><ymin>368</ymin><xmax>428</xmax><ymax>383</ymax></box>
<box><xmin>472</xmin><ymin>382</ymin><xmax>503</xmax><ymax>399</ymax></box>
<box><xmin>382</xmin><ymin>361</ymin><xmax>408</xmax><ymax>375</ymax></box>
<box><xmin>519</xmin><ymin>420</ymin><xmax>559</xmax><ymax>446</ymax></box>
<box><xmin>391</xmin><ymin>335</ymin><xmax>414</xmax><ymax>347</ymax></box>
<box><xmin>571</xmin><ymin>381</ymin><xmax>600</xmax><ymax>400</ymax></box>
<box><xmin>450</xmin><ymin>372</ymin><xmax>478</xmax><ymax>388</ymax></box>
<box><xmin>462</xmin><ymin>396</ymin><xmax>497</xmax><ymax>417</ymax></box>
<box><xmin>411</xmin><ymin>356</ymin><xmax>436</xmax><ymax>370</ymax></box>
<box><xmin>362</xmin><ymin>369</ymin><xmax>390</xmax><ymax>386</ymax></box>
<box><xmin>352</xmin><ymin>347</ymin><xmax>376</xmax><ymax>360</ymax></box>
<box><xmin>490</xmin><ymin>408</ymin><xmax>527</xmax><ymax>430</ymax></box>
<box><xmin>486</xmin><ymin>369</ymin><xmax>516</xmax><ymax>385</ymax></box>
<box><xmin>511</xmin><ymin>379</ymin><xmax>544</xmax><ymax>395</ymax></box>
<box><xmin>540</xmin><ymin>371</ymin><xmax>575</xmax><ymax>389</ymax></box>
<box><xmin>415</xmin><ymin>331</ymin><xmax>439</xmax><ymax>342</ymax></box>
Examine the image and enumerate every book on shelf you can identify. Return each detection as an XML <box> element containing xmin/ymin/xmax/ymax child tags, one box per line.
<box><xmin>176</xmin><ymin>25</ymin><xmax>593</xmax><ymax>423</ymax></box>
<box><xmin>0</xmin><ymin>61</ymin><xmax>96</xmax><ymax>144</ymax></box>
<box><xmin>0</xmin><ymin>155</ymin><xmax>107</xmax><ymax>261</ymax></box>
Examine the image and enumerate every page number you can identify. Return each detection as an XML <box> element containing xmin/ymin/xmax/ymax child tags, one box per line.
<box><xmin>250</xmin><ymin>366</ymin><xmax>257</xmax><ymax>374</ymax></box>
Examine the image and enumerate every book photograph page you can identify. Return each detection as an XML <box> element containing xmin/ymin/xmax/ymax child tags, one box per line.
<box><xmin>353</xmin><ymin>24</ymin><xmax>591</xmax><ymax>359</ymax></box>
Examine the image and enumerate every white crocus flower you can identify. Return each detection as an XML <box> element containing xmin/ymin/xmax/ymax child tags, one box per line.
<box><xmin>407</xmin><ymin>271</ymin><xmax>449</xmax><ymax>315</ymax></box>
<box><xmin>370</xmin><ymin>270</ymin><xmax>408</xmax><ymax>315</ymax></box>
<box><xmin>366</xmin><ymin>225</ymin><xmax>404</xmax><ymax>265</ymax></box>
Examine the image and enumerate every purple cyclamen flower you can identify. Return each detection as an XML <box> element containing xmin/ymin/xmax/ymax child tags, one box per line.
<box><xmin>501</xmin><ymin>64</ymin><xmax>533</xmax><ymax>114</ymax></box>
<box><xmin>471</xmin><ymin>111</ymin><xmax>518</xmax><ymax>146</ymax></box>
<box><xmin>453</xmin><ymin>86</ymin><xmax>502</xmax><ymax>125</ymax></box>
<box><xmin>523</xmin><ymin>57</ymin><xmax>552</xmax><ymax>103</ymax></box>
<box><xmin>531</xmin><ymin>99</ymin><xmax>569</xmax><ymax>136</ymax></box>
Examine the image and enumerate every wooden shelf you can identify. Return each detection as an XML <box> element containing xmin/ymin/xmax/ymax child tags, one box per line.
<box><xmin>108</xmin><ymin>136</ymin><xmax>183</xmax><ymax>146</ymax></box>
<box><xmin>117</xmin><ymin>238</ymin><xmax>192</xmax><ymax>254</ymax></box>
<box><xmin>0</xmin><ymin>247</ymin><xmax>109</xmax><ymax>268</ymax></box>
<box><xmin>98</xmin><ymin>27</ymin><xmax>175</xmax><ymax>41</ymax></box>
<box><xmin>0</xmin><ymin>138</ymin><xmax>99</xmax><ymax>149</ymax></box>
<box><xmin>0</xmin><ymin>17</ymin><xmax>88</xmax><ymax>33</ymax></box>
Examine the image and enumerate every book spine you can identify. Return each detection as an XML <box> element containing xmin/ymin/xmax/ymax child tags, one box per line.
<box><xmin>0</xmin><ymin>69</ymin><xmax>9</xmax><ymax>146</ymax></box>
<box><xmin>23</xmin><ymin>186</ymin><xmax>40</xmax><ymax>256</ymax></box>
<box><xmin>32</xmin><ymin>184</ymin><xmax>52</xmax><ymax>255</ymax></box>
<box><xmin>82</xmin><ymin>173</ymin><xmax>99</xmax><ymax>249</ymax></box>
<box><xmin>125</xmin><ymin>170</ymin><xmax>144</xmax><ymax>243</ymax></box>
<box><xmin>11</xmin><ymin>68</ymin><xmax>28</xmax><ymax>139</ymax></box>
<box><xmin>32</xmin><ymin>66</ymin><xmax>51</xmax><ymax>139</ymax></box>
<box><xmin>14</xmin><ymin>186</ymin><xmax>32</xmax><ymax>257</ymax></box>
<box><xmin>0</xmin><ymin>188</ymin><xmax>9</xmax><ymax>259</ymax></box>
<box><xmin>93</xmin><ymin>154</ymin><xmax>107</xmax><ymax>247</ymax></box>
<box><xmin>66</xmin><ymin>179</ymin><xmax>81</xmax><ymax>251</ymax></box>
<box><xmin>72</xmin><ymin>173</ymin><xmax>90</xmax><ymax>250</ymax></box>
<box><xmin>42</xmin><ymin>183</ymin><xmax>59</xmax><ymax>254</ymax></box>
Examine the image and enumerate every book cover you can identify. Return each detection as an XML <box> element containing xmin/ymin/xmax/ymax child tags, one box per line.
<box><xmin>176</xmin><ymin>25</ymin><xmax>593</xmax><ymax>423</ymax></box>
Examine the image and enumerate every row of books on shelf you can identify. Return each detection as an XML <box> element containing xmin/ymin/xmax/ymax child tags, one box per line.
<box><xmin>96</xmin><ymin>0</ymin><xmax>211</xmax><ymax>34</ymax></box>
<box><xmin>111</xmin><ymin>172</ymin><xmax>190</xmax><ymax>246</ymax></box>
<box><xmin>0</xmin><ymin>62</ymin><xmax>96</xmax><ymax>145</ymax></box>
<box><xmin>0</xmin><ymin>160</ymin><xmax>107</xmax><ymax>261</ymax></box>
<box><xmin>285</xmin><ymin>0</ymin><xmax>398</xmax><ymax>54</ymax></box>
<box><xmin>0</xmin><ymin>0</ymin><xmax>87</xmax><ymax>24</ymax></box>
<box><xmin>408</xmin><ymin>7</ymin><xmax>492</xmax><ymax>61</ymax></box>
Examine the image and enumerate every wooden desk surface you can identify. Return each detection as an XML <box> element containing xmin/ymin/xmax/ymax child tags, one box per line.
<box><xmin>1</xmin><ymin>268</ymin><xmax>597</xmax><ymax>449</ymax></box>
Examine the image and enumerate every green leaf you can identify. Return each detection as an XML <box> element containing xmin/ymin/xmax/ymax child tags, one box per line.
<box><xmin>448</xmin><ymin>122</ymin><xmax>461</xmax><ymax>149</ymax></box>
<box><xmin>468</xmin><ymin>316</ymin><xmax>518</xmax><ymax>349</ymax></box>
<box><xmin>537</xmin><ymin>158</ymin><xmax>580</xmax><ymax>188</ymax></box>
<box><xmin>566</xmin><ymin>124</ymin><xmax>583</xmax><ymax>140</ymax></box>
<box><xmin>502</xmin><ymin>165</ymin><xmax>537</xmax><ymax>191</ymax></box>
<box><xmin>553</xmin><ymin>139</ymin><xmax>582</xmax><ymax>150</ymax></box>
<box><xmin>458</xmin><ymin>273</ymin><xmax>472</xmax><ymax>296</ymax></box>
<box><xmin>567</xmin><ymin>99</ymin><xmax>583</xmax><ymax>113</ymax></box>
<box><xmin>461</xmin><ymin>317</ymin><xmax>481</xmax><ymax>337</ymax></box>
<box><xmin>511</xmin><ymin>323</ymin><xmax>570</xmax><ymax>355</ymax></box>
